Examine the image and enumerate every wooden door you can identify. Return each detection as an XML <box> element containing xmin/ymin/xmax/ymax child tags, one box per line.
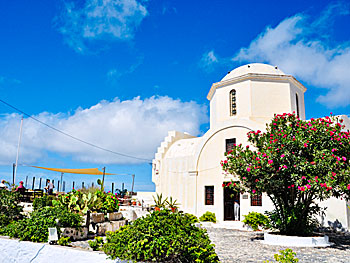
<box><xmin>224</xmin><ymin>186</ymin><xmax>240</xmax><ymax>221</ymax></box>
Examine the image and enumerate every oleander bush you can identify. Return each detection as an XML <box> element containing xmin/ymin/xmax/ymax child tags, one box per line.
<box><xmin>242</xmin><ymin>211</ymin><xmax>270</xmax><ymax>231</ymax></box>
<box><xmin>0</xmin><ymin>190</ymin><xmax>23</xmax><ymax>227</ymax></box>
<box><xmin>0</xmin><ymin>206</ymin><xmax>82</xmax><ymax>242</ymax></box>
<box><xmin>199</xmin><ymin>211</ymin><xmax>217</xmax><ymax>223</ymax></box>
<box><xmin>102</xmin><ymin>209</ymin><xmax>219</xmax><ymax>262</ymax></box>
<box><xmin>222</xmin><ymin>113</ymin><xmax>350</xmax><ymax>236</ymax></box>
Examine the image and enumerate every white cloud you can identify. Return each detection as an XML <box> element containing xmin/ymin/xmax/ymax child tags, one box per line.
<box><xmin>57</xmin><ymin>0</ymin><xmax>148</xmax><ymax>53</ymax></box>
<box><xmin>233</xmin><ymin>2</ymin><xmax>350</xmax><ymax>108</ymax></box>
<box><xmin>199</xmin><ymin>50</ymin><xmax>219</xmax><ymax>72</ymax></box>
<box><xmin>0</xmin><ymin>96</ymin><xmax>208</xmax><ymax>165</ymax></box>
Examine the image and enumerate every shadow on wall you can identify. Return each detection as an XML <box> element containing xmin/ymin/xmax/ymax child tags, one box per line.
<box><xmin>328</xmin><ymin>219</ymin><xmax>346</xmax><ymax>232</ymax></box>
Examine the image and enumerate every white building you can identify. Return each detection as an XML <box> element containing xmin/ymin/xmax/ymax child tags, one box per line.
<box><xmin>152</xmin><ymin>63</ymin><xmax>350</xmax><ymax>230</ymax></box>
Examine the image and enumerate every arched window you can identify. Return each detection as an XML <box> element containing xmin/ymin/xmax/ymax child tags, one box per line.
<box><xmin>230</xmin><ymin>89</ymin><xmax>237</xmax><ymax>116</ymax></box>
<box><xmin>296</xmin><ymin>93</ymin><xmax>300</xmax><ymax>117</ymax></box>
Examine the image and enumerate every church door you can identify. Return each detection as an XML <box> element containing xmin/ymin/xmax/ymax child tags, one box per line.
<box><xmin>224</xmin><ymin>186</ymin><xmax>240</xmax><ymax>221</ymax></box>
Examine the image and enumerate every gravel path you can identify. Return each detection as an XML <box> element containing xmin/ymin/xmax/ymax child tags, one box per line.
<box><xmin>206</xmin><ymin>228</ymin><xmax>350</xmax><ymax>263</ymax></box>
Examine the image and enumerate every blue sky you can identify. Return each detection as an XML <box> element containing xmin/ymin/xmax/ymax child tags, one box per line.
<box><xmin>0</xmin><ymin>0</ymin><xmax>349</xmax><ymax>192</ymax></box>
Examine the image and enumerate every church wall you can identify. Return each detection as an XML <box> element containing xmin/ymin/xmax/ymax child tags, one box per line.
<box><xmin>196</xmin><ymin>126</ymin><xmax>258</xmax><ymax>221</ymax></box>
<box><xmin>158</xmin><ymin>156</ymin><xmax>197</xmax><ymax>215</ymax></box>
<box><xmin>317</xmin><ymin>197</ymin><xmax>349</xmax><ymax>230</ymax></box>
<box><xmin>290</xmin><ymin>83</ymin><xmax>306</xmax><ymax>120</ymax></box>
<box><xmin>250</xmin><ymin>80</ymin><xmax>292</xmax><ymax>119</ymax></box>
<box><xmin>210</xmin><ymin>80</ymin><xmax>251</xmax><ymax>129</ymax></box>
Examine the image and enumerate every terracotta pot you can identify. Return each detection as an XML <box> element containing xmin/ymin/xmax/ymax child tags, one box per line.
<box><xmin>132</xmin><ymin>201</ymin><xmax>136</xmax><ymax>205</ymax></box>
<box><xmin>155</xmin><ymin>207</ymin><xmax>160</xmax><ymax>211</ymax></box>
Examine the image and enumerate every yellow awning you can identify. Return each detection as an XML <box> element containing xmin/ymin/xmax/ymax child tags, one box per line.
<box><xmin>31</xmin><ymin>166</ymin><xmax>115</xmax><ymax>175</ymax></box>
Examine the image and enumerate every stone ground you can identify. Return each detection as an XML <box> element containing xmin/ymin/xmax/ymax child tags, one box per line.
<box><xmin>206</xmin><ymin>227</ymin><xmax>350</xmax><ymax>263</ymax></box>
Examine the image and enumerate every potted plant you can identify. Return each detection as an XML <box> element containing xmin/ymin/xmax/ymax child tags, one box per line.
<box><xmin>166</xmin><ymin>197</ymin><xmax>180</xmax><ymax>212</ymax></box>
<box><xmin>153</xmin><ymin>193</ymin><xmax>167</xmax><ymax>211</ymax></box>
<box><xmin>132</xmin><ymin>198</ymin><xmax>137</xmax><ymax>206</ymax></box>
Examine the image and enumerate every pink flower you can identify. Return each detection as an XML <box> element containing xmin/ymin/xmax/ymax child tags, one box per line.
<box><xmin>268</xmin><ymin>160</ymin><xmax>273</xmax><ymax>164</ymax></box>
<box><xmin>304</xmin><ymin>143</ymin><xmax>308</xmax><ymax>147</ymax></box>
<box><xmin>347</xmin><ymin>184</ymin><xmax>350</xmax><ymax>190</ymax></box>
<box><xmin>301</xmin><ymin>176</ymin><xmax>306</xmax><ymax>180</ymax></box>
<box><xmin>242</xmin><ymin>177</ymin><xmax>246</xmax><ymax>180</ymax></box>
<box><xmin>332</xmin><ymin>148</ymin><xmax>336</xmax><ymax>152</ymax></box>
<box><xmin>342</xmin><ymin>156</ymin><xmax>347</xmax><ymax>161</ymax></box>
<box><xmin>306</xmin><ymin>184</ymin><xmax>311</xmax><ymax>189</ymax></box>
<box><xmin>247</xmin><ymin>167</ymin><xmax>251</xmax><ymax>172</ymax></box>
<box><xmin>252</xmin><ymin>190</ymin><xmax>256</xmax><ymax>194</ymax></box>
<box><xmin>283</xmin><ymin>165</ymin><xmax>287</xmax><ymax>169</ymax></box>
<box><xmin>281</xmin><ymin>154</ymin><xmax>285</xmax><ymax>158</ymax></box>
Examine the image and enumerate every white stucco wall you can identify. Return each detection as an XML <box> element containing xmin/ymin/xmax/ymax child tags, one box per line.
<box><xmin>0</xmin><ymin>237</ymin><xmax>121</xmax><ymax>263</ymax></box>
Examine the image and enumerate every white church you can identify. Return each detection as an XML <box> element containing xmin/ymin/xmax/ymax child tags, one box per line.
<box><xmin>151</xmin><ymin>63</ymin><xmax>350</xmax><ymax>229</ymax></box>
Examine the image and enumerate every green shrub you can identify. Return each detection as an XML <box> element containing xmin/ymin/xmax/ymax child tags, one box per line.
<box><xmin>264</xmin><ymin>249</ymin><xmax>299</xmax><ymax>263</ymax></box>
<box><xmin>0</xmin><ymin>190</ymin><xmax>23</xmax><ymax>227</ymax></box>
<box><xmin>103</xmin><ymin>209</ymin><xmax>219</xmax><ymax>262</ymax></box>
<box><xmin>242</xmin><ymin>212</ymin><xmax>270</xmax><ymax>231</ymax></box>
<box><xmin>1</xmin><ymin>207</ymin><xmax>82</xmax><ymax>242</ymax></box>
<box><xmin>88</xmin><ymin>236</ymin><xmax>104</xmax><ymax>251</ymax></box>
<box><xmin>58</xmin><ymin>236</ymin><xmax>71</xmax><ymax>246</ymax></box>
<box><xmin>199</xmin><ymin>211</ymin><xmax>217</xmax><ymax>223</ymax></box>
<box><xmin>185</xmin><ymin>213</ymin><xmax>199</xmax><ymax>224</ymax></box>
<box><xmin>33</xmin><ymin>195</ymin><xmax>56</xmax><ymax>211</ymax></box>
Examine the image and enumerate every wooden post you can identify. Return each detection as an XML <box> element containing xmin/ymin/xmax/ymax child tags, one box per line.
<box><xmin>82</xmin><ymin>182</ymin><xmax>85</xmax><ymax>189</ymax></box>
<box><xmin>63</xmin><ymin>181</ymin><xmax>66</xmax><ymax>192</ymax></box>
<box><xmin>92</xmin><ymin>182</ymin><xmax>94</xmax><ymax>188</ymax></box>
<box><xmin>12</xmin><ymin>163</ymin><xmax>15</xmax><ymax>186</ymax></box>
<box><xmin>112</xmin><ymin>182</ymin><xmax>114</xmax><ymax>194</ymax></box>
<box><xmin>32</xmin><ymin>177</ymin><xmax>35</xmax><ymax>190</ymax></box>
<box><xmin>73</xmin><ymin>181</ymin><xmax>75</xmax><ymax>190</ymax></box>
<box><xmin>102</xmin><ymin>167</ymin><xmax>106</xmax><ymax>190</ymax></box>
<box><xmin>39</xmin><ymin>178</ymin><xmax>42</xmax><ymax>189</ymax></box>
<box><xmin>57</xmin><ymin>181</ymin><xmax>60</xmax><ymax>193</ymax></box>
<box><xmin>60</xmin><ymin>173</ymin><xmax>64</xmax><ymax>192</ymax></box>
<box><xmin>122</xmin><ymin>182</ymin><xmax>124</xmax><ymax>191</ymax></box>
<box><xmin>25</xmin><ymin>175</ymin><xmax>28</xmax><ymax>188</ymax></box>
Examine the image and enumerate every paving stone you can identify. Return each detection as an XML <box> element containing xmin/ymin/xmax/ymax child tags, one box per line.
<box><xmin>206</xmin><ymin>227</ymin><xmax>350</xmax><ymax>263</ymax></box>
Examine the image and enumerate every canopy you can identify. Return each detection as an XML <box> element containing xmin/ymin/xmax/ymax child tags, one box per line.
<box><xmin>31</xmin><ymin>166</ymin><xmax>115</xmax><ymax>175</ymax></box>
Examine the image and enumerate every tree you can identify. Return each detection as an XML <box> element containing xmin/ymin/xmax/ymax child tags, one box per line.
<box><xmin>221</xmin><ymin>113</ymin><xmax>350</xmax><ymax>236</ymax></box>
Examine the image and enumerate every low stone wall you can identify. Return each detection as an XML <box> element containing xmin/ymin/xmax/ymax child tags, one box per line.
<box><xmin>0</xmin><ymin>237</ymin><xmax>124</xmax><ymax>263</ymax></box>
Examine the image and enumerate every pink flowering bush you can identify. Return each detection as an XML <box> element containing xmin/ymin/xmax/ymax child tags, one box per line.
<box><xmin>221</xmin><ymin>113</ymin><xmax>350</xmax><ymax>235</ymax></box>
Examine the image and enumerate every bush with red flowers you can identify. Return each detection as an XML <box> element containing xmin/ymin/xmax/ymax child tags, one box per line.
<box><xmin>221</xmin><ymin>113</ymin><xmax>350</xmax><ymax>235</ymax></box>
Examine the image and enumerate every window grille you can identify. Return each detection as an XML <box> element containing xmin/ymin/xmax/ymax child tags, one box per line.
<box><xmin>226</xmin><ymin>138</ymin><xmax>236</xmax><ymax>153</ymax></box>
<box><xmin>205</xmin><ymin>186</ymin><xmax>214</xmax><ymax>205</ymax></box>
<box><xmin>251</xmin><ymin>194</ymin><xmax>262</xmax><ymax>206</ymax></box>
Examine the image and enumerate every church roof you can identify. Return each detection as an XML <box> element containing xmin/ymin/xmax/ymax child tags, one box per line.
<box><xmin>221</xmin><ymin>63</ymin><xmax>285</xmax><ymax>81</ymax></box>
<box><xmin>207</xmin><ymin>63</ymin><xmax>306</xmax><ymax>100</ymax></box>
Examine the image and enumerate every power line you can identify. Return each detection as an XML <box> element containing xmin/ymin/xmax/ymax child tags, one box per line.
<box><xmin>0</xmin><ymin>98</ymin><xmax>152</xmax><ymax>162</ymax></box>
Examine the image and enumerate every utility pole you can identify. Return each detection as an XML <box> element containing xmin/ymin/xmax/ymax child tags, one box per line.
<box><xmin>14</xmin><ymin>117</ymin><xmax>24</xmax><ymax>185</ymax></box>
<box><xmin>131</xmin><ymin>174</ymin><xmax>135</xmax><ymax>194</ymax></box>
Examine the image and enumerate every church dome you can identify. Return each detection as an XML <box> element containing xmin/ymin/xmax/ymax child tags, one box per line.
<box><xmin>221</xmin><ymin>63</ymin><xmax>285</xmax><ymax>81</ymax></box>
